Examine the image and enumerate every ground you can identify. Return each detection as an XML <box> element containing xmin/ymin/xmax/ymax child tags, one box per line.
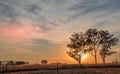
<box><xmin>1</xmin><ymin>63</ymin><xmax>120</xmax><ymax>74</ymax></box>
<box><xmin>5</xmin><ymin>68</ymin><xmax>120</xmax><ymax>74</ymax></box>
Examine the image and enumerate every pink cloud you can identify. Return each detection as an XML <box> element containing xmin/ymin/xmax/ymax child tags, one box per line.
<box><xmin>0</xmin><ymin>21</ymin><xmax>45</xmax><ymax>41</ymax></box>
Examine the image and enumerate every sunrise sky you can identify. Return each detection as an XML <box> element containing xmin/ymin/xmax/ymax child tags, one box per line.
<box><xmin>0</xmin><ymin>0</ymin><xmax>120</xmax><ymax>64</ymax></box>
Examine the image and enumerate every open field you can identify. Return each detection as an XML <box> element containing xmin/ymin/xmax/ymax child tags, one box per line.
<box><xmin>5</xmin><ymin>68</ymin><xmax>120</xmax><ymax>74</ymax></box>
<box><xmin>0</xmin><ymin>63</ymin><xmax>120</xmax><ymax>74</ymax></box>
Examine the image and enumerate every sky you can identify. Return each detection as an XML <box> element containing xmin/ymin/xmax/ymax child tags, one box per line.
<box><xmin>0</xmin><ymin>0</ymin><xmax>120</xmax><ymax>64</ymax></box>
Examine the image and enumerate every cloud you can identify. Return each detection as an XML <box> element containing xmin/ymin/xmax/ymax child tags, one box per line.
<box><xmin>69</xmin><ymin>0</ymin><xmax>120</xmax><ymax>17</ymax></box>
<box><xmin>0</xmin><ymin>20</ymin><xmax>45</xmax><ymax>41</ymax></box>
<box><xmin>0</xmin><ymin>0</ymin><xmax>120</xmax><ymax>44</ymax></box>
<box><xmin>0</xmin><ymin>0</ymin><xmax>77</xmax><ymax>23</ymax></box>
<box><xmin>0</xmin><ymin>2</ymin><xmax>19</xmax><ymax>21</ymax></box>
<box><xmin>1</xmin><ymin>0</ymin><xmax>120</xmax><ymax>22</ymax></box>
<box><xmin>0</xmin><ymin>0</ymin><xmax>120</xmax><ymax>63</ymax></box>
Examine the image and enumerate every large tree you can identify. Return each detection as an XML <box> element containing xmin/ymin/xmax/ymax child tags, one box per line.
<box><xmin>99</xmin><ymin>30</ymin><xmax>119</xmax><ymax>64</ymax></box>
<box><xmin>67</xmin><ymin>29</ymin><xmax>119</xmax><ymax>64</ymax></box>
<box><xmin>85</xmin><ymin>29</ymin><xmax>101</xmax><ymax>64</ymax></box>
<box><xmin>67</xmin><ymin>32</ymin><xmax>87</xmax><ymax>64</ymax></box>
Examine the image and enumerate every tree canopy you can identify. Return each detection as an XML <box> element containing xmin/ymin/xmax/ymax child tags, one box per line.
<box><xmin>67</xmin><ymin>29</ymin><xmax>119</xmax><ymax>64</ymax></box>
<box><xmin>67</xmin><ymin>32</ymin><xmax>87</xmax><ymax>64</ymax></box>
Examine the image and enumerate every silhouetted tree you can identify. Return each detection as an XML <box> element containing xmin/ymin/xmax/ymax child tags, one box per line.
<box><xmin>26</xmin><ymin>62</ymin><xmax>29</xmax><ymax>64</ymax></box>
<box><xmin>99</xmin><ymin>30</ymin><xmax>119</xmax><ymax>63</ymax></box>
<box><xmin>85</xmin><ymin>29</ymin><xmax>101</xmax><ymax>64</ymax></box>
<box><xmin>7</xmin><ymin>61</ymin><xmax>14</xmax><ymax>65</ymax></box>
<box><xmin>0</xmin><ymin>61</ymin><xmax>1</xmax><ymax>65</ymax></box>
<box><xmin>67</xmin><ymin>32</ymin><xmax>87</xmax><ymax>64</ymax></box>
<box><xmin>41</xmin><ymin>60</ymin><xmax>48</xmax><ymax>64</ymax></box>
<box><xmin>15</xmin><ymin>61</ymin><xmax>26</xmax><ymax>65</ymax></box>
<box><xmin>67</xmin><ymin>29</ymin><xmax>119</xmax><ymax>64</ymax></box>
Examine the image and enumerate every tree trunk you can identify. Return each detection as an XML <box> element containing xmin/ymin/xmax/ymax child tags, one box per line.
<box><xmin>94</xmin><ymin>52</ymin><xmax>97</xmax><ymax>64</ymax></box>
<box><xmin>93</xmin><ymin>44</ymin><xmax>97</xmax><ymax>64</ymax></box>
<box><xmin>78</xmin><ymin>61</ymin><xmax>81</xmax><ymax>64</ymax></box>
<box><xmin>102</xmin><ymin>56</ymin><xmax>106</xmax><ymax>64</ymax></box>
<box><xmin>78</xmin><ymin>56</ymin><xmax>81</xmax><ymax>64</ymax></box>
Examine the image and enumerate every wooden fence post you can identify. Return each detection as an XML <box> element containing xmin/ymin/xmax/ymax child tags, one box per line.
<box><xmin>56</xmin><ymin>62</ymin><xmax>59</xmax><ymax>74</ymax></box>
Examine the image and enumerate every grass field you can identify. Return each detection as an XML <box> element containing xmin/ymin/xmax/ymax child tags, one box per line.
<box><xmin>5</xmin><ymin>68</ymin><xmax>120</xmax><ymax>74</ymax></box>
<box><xmin>1</xmin><ymin>63</ymin><xmax>120</xmax><ymax>74</ymax></box>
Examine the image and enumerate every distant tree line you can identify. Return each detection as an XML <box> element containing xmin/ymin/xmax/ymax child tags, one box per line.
<box><xmin>67</xmin><ymin>29</ymin><xmax>119</xmax><ymax>64</ymax></box>
<box><xmin>0</xmin><ymin>61</ymin><xmax>29</xmax><ymax>66</ymax></box>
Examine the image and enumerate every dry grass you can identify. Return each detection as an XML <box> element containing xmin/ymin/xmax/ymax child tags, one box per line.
<box><xmin>0</xmin><ymin>63</ymin><xmax>120</xmax><ymax>74</ymax></box>
<box><xmin>5</xmin><ymin>68</ymin><xmax>120</xmax><ymax>74</ymax></box>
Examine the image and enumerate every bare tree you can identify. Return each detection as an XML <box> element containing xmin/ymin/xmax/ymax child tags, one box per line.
<box><xmin>99</xmin><ymin>30</ymin><xmax>119</xmax><ymax>64</ymax></box>
<box><xmin>67</xmin><ymin>32</ymin><xmax>87</xmax><ymax>64</ymax></box>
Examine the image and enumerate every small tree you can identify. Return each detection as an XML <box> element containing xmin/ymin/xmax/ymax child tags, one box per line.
<box><xmin>67</xmin><ymin>32</ymin><xmax>87</xmax><ymax>64</ymax></box>
<box><xmin>99</xmin><ymin>30</ymin><xmax>119</xmax><ymax>63</ymax></box>
<box><xmin>41</xmin><ymin>60</ymin><xmax>48</xmax><ymax>64</ymax></box>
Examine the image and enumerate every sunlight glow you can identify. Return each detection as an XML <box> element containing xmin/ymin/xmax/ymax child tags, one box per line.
<box><xmin>82</xmin><ymin>54</ymin><xmax>88</xmax><ymax>60</ymax></box>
